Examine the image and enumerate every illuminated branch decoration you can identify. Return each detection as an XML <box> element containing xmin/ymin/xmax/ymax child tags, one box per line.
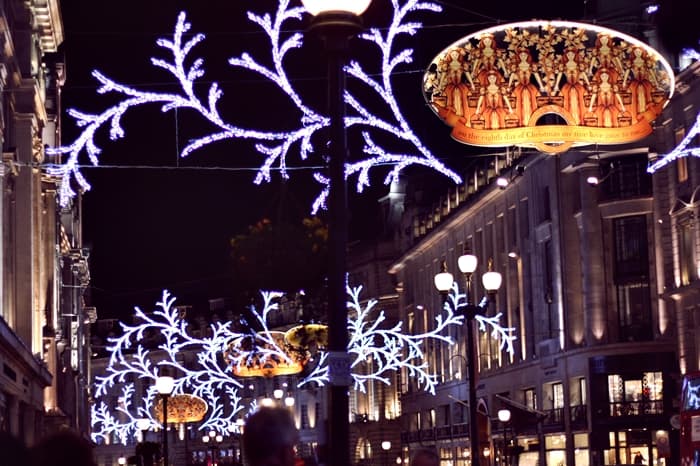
<box><xmin>46</xmin><ymin>0</ymin><xmax>461</xmax><ymax>211</ymax></box>
<box><xmin>91</xmin><ymin>290</ymin><xmax>246</xmax><ymax>443</ymax></box>
<box><xmin>647</xmin><ymin>112</ymin><xmax>700</xmax><ymax>173</ymax></box>
<box><xmin>308</xmin><ymin>284</ymin><xmax>465</xmax><ymax>395</ymax></box>
<box><xmin>446</xmin><ymin>281</ymin><xmax>517</xmax><ymax>354</ymax></box>
<box><xmin>682</xmin><ymin>48</ymin><xmax>700</xmax><ymax>62</ymax></box>
<box><xmin>92</xmin><ymin>281</ymin><xmax>510</xmax><ymax>442</ymax></box>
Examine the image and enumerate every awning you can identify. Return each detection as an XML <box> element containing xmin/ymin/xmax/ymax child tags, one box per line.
<box><xmin>495</xmin><ymin>394</ymin><xmax>547</xmax><ymax>420</ymax></box>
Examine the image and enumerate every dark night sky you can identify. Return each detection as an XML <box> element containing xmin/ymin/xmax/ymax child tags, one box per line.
<box><xmin>58</xmin><ymin>0</ymin><xmax>699</xmax><ymax>319</ymax></box>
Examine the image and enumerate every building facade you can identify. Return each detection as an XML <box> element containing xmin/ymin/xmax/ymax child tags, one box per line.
<box><xmin>388</xmin><ymin>58</ymin><xmax>700</xmax><ymax>466</ymax></box>
<box><xmin>0</xmin><ymin>0</ymin><xmax>93</xmax><ymax>441</ymax></box>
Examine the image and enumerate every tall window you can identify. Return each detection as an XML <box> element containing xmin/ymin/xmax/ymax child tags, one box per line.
<box><xmin>675</xmin><ymin>128</ymin><xmax>689</xmax><ymax>183</ymax></box>
<box><xmin>524</xmin><ymin>388</ymin><xmax>537</xmax><ymax>410</ymax></box>
<box><xmin>613</xmin><ymin>216</ymin><xmax>652</xmax><ymax>341</ymax></box>
<box><xmin>678</xmin><ymin>220</ymin><xmax>695</xmax><ymax>286</ymax></box>
<box><xmin>541</xmin><ymin>186</ymin><xmax>551</xmax><ymax>222</ymax></box>
<box><xmin>677</xmin><ymin>157</ymin><xmax>689</xmax><ymax>183</ymax></box>
<box><xmin>300</xmin><ymin>404</ymin><xmax>310</xmax><ymax>429</ymax></box>
<box><xmin>600</xmin><ymin>155</ymin><xmax>652</xmax><ymax>200</ymax></box>
<box><xmin>552</xmin><ymin>383</ymin><xmax>564</xmax><ymax>409</ymax></box>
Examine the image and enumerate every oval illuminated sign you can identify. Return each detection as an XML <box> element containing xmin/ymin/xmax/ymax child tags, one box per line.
<box><xmin>423</xmin><ymin>21</ymin><xmax>674</xmax><ymax>154</ymax></box>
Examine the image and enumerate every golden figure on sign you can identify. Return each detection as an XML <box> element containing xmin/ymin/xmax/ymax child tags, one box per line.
<box><xmin>507</xmin><ymin>48</ymin><xmax>540</xmax><ymax>126</ymax></box>
<box><xmin>437</xmin><ymin>48</ymin><xmax>475</xmax><ymax>120</ymax></box>
<box><xmin>586</xmin><ymin>68</ymin><xmax>629</xmax><ymax>128</ymax></box>
<box><xmin>623</xmin><ymin>46</ymin><xmax>658</xmax><ymax>121</ymax></box>
<box><xmin>560</xmin><ymin>48</ymin><xmax>589</xmax><ymax>125</ymax></box>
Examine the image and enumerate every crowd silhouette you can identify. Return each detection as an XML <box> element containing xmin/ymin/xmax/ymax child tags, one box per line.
<box><xmin>1</xmin><ymin>429</ymin><xmax>97</xmax><ymax>466</ymax></box>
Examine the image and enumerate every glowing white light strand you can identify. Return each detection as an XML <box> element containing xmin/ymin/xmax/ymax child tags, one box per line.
<box><xmin>91</xmin><ymin>290</ymin><xmax>247</xmax><ymax>443</ymax></box>
<box><xmin>341</xmin><ymin>284</ymin><xmax>464</xmax><ymax>395</ymax></box>
<box><xmin>47</xmin><ymin>1</ymin><xmax>461</xmax><ymax>210</ymax></box>
<box><xmin>647</xmin><ymin>112</ymin><xmax>700</xmax><ymax>173</ymax></box>
<box><xmin>343</xmin><ymin>0</ymin><xmax>461</xmax><ymax>194</ymax></box>
<box><xmin>445</xmin><ymin>281</ymin><xmax>517</xmax><ymax>355</ymax></box>
<box><xmin>682</xmin><ymin>48</ymin><xmax>700</xmax><ymax>62</ymax></box>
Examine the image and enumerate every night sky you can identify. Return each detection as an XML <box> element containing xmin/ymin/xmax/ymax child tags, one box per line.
<box><xmin>58</xmin><ymin>0</ymin><xmax>699</xmax><ymax>319</ymax></box>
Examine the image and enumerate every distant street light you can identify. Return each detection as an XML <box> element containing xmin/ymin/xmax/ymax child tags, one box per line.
<box><xmin>498</xmin><ymin>409</ymin><xmax>512</xmax><ymax>466</ymax></box>
<box><xmin>155</xmin><ymin>375</ymin><xmax>175</xmax><ymax>466</ymax></box>
<box><xmin>299</xmin><ymin>2</ymin><xmax>373</xmax><ymax>466</ymax></box>
<box><xmin>381</xmin><ymin>440</ymin><xmax>391</xmax><ymax>466</ymax></box>
<box><xmin>435</xmin><ymin>250</ymin><xmax>501</xmax><ymax>466</ymax></box>
<box><xmin>136</xmin><ymin>418</ymin><xmax>150</xmax><ymax>443</ymax></box>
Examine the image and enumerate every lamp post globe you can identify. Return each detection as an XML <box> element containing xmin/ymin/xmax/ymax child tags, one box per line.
<box><xmin>457</xmin><ymin>253</ymin><xmax>478</xmax><ymax>275</ymax></box>
<box><xmin>482</xmin><ymin>269</ymin><xmax>502</xmax><ymax>293</ymax></box>
<box><xmin>434</xmin><ymin>261</ymin><xmax>454</xmax><ymax>294</ymax></box>
<box><xmin>300</xmin><ymin>0</ymin><xmax>371</xmax><ymax>16</ymax></box>
<box><xmin>497</xmin><ymin>409</ymin><xmax>511</xmax><ymax>423</ymax></box>
<box><xmin>155</xmin><ymin>376</ymin><xmax>174</xmax><ymax>395</ymax></box>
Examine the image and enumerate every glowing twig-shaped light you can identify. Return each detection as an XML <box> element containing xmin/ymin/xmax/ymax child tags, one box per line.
<box><xmin>648</xmin><ymin>111</ymin><xmax>700</xmax><ymax>173</ymax></box>
<box><xmin>445</xmin><ymin>282</ymin><xmax>518</xmax><ymax>355</ymax></box>
<box><xmin>299</xmin><ymin>284</ymin><xmax>464</xmax><ymax>394</ymax></box>
<box><xmin>48</xmin><ymin>1</ymin><xmax>462</xmax><ymax>211</ymax></box>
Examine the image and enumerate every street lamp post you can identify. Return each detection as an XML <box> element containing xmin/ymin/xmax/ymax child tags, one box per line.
<box><xmin>434</xmin><ymin>252</ymin><xmax>502</xmax><ymax>466</ymax></box>
<box><xmin>381</xmin><ymin>440</ymin><xmax>391</xmax><ymax>466</ymax></box>
<box><xmin>203</xmin><ymin>431</ymin><xmax>223</xmax><ymax>466</ymax></box>
<box><xmin>156</xmin><ymin>375</ymin><xmax>175</xmax><ymax>466</ymax></box>
<box><xmin>498</xmin><ymin>409</ymin><xmax>512</xmax><ymax>466</ymax></box>
<box><xmin>299</xmin><ymin>3</ymin><xmax>372</xmax><ymax>466</ymax></box>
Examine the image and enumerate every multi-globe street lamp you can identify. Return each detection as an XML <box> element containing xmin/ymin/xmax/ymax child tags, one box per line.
<box><xmin>298</xmin><ymin>3</ymin><xmax>372</xmax><ymax>466</ymax></box>
<box><xmin>155</xmin><ymin>375</ymin><xmax>175</xmax><ymax>466</ymax></box>
<box><xmin>434</xmin><ymin>250</ymin><xmax>502</xmax><ymax>466</ymax></box>
<box><xmin>203</xmin><ymin>430</ymin><xmax>224</xmax><ymax>466</ymax></box>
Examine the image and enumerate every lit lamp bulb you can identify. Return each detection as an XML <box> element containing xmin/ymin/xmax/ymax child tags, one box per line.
<box><xmin>482</xmin><ymin>260</ymin><xmax>502</xmax><ymax>293</ymax></box>
<box><xmin>300</xmin><ymin>0</ymin><xmax>372</xmax><ymax>16</ymax></box>
<box><xmin>498</xmin><ymin>409</ymin><xmax>511</xmax><ymax>423</ymax></box>
<box><xmin>433</xmin><ymin>260</ymin><xmax>454</xmax><ymax>294</ymax></box>
<box><xmin>586</xmin><ymin>175</ymin><xmax>600</xmax><ymax>185</ymax></box>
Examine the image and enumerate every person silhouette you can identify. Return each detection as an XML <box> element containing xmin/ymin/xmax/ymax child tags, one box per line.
<box><xmin>242</xmin><ymin>407</ymin><xmax>299</xmax><ymax>466</ymax></box>
<box><xmin>30</xmin><ymin>430</ymin><xmax>97</xmax><ymax>466</ymax></box>
<box><xmin>0</xmin><ymin>431</ymin><xmax>29</xmax><ymax>466</ymax></box>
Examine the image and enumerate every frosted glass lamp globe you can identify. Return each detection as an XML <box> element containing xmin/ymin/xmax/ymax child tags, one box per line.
<box><xmin>301</xmin><ymin>0</ymin><xmax>372</xmax><ymax>16</ymax></box>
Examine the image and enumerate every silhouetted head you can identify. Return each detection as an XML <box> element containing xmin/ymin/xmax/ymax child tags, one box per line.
<box><xmin>243</xmin><ymin>407</ymin><xmax>298</xmax><ymax>466</ymax></box>
<box><xmin>0</xmin><ymin>431</ymin><xmax>29</xmax><ymax>466</ymax></box>
<box><xmin>30</xmin><ymin>430</ymin><xmax>96</xmax><ymax>466</ymax></box>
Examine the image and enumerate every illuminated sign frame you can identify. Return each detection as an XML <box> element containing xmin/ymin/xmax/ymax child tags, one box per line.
<box><xmin>424</xmin><ymin>20</ymin><xmax>674</xmax><ymax>153</ymax></box>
